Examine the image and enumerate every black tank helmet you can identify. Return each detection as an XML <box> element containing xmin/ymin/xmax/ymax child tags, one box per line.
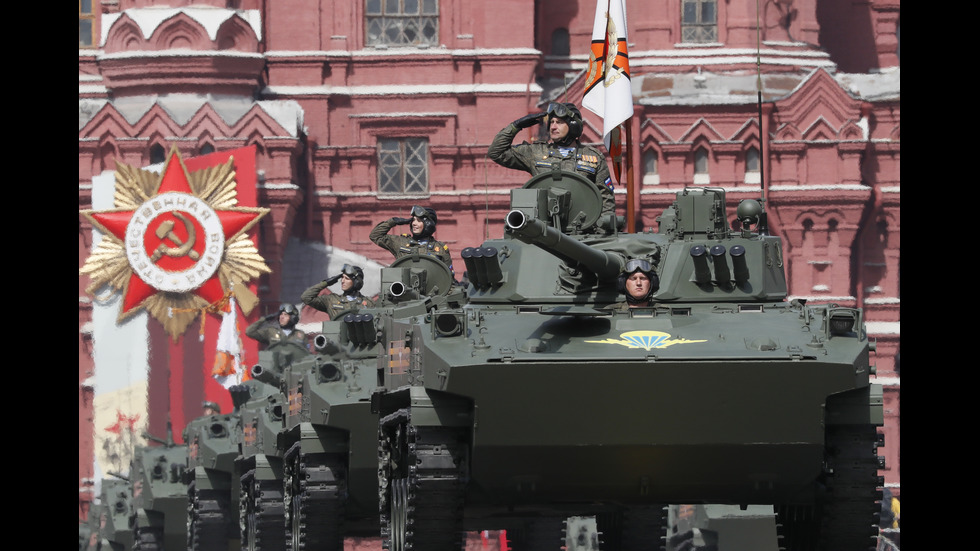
<box><xmin>617</xmin><ymin>258</ymin><xmax>660</xmax><ymax>304</ymax></box>
<box><xmin>546</xmin><ymin>102</ymin><xmax>584</xmax><ymax>145</ymax></box>
<box><xmin>409</xmin><ymin>205</ymin><xmax>438</xmax><ymax>240</ymax></box>
<box><xmin>278</xmin><ymin>302</ymin><xmax>300</xmax><ymax>329</ymax></box>
<box><xmin>340</xmin><ymin>263</ymin><xmax>365</xmax><ymax>293</ymax></box>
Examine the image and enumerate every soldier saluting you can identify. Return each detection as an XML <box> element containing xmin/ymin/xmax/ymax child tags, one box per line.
<box><xmin>244</xmin><ymin>303</ymin><xmax>306</xmax><ymax>348</ymax></box>
<box><xmin>369</xmin><ymin>205</ymin><xmax>455</xmax><ymax>276</ymax></box>
<box><xmin>300</xmin><ymin>263</ymin><xmax>376</xmax><ymax>320</ymax></box>
<box><xmin>488</xmin><ymin>101</ymin><xmax>615</xmax><ymax>219</ymax></box>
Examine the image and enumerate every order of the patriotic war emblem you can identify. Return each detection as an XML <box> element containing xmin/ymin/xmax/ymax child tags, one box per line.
<box><xmin>80</xmin><ymin>146</ymin><xmax>270</xmax><ymax>340</ymax></box>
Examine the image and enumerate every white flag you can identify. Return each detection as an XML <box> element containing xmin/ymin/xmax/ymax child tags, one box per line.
<box><xmin>582</xmin><ymin>0</ymin><xmax>634</xmax><ymax>151</ymax></box>
<box><xmin>212</xmin><ymin>297</ymin><xmax>243</xmax><ymax>389</ymax></box>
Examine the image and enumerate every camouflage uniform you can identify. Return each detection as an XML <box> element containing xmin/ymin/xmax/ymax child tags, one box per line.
<box><xmin>488</xmin><ymin>122</ymin><xmax>615</xmax><ymax>217</ymax></box>
<box><xmin>369</xmin><ymin>218</ymin><xmax>455</xmax><ymax>275</ymax></box>
<box><xmin>301</xmin><ymin>279</ymin><xmax>377</xmax><ymax>320</ymax></box>
<box><xmin>244</xmin><ymin>319</ymin><xmax>307</xmax><ymax>348</ymax></box>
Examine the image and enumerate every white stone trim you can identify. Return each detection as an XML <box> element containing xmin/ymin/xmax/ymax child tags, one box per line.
<box><xmin>264</xmin><ymin>83</ymin><xmax>543</xmax><ymax>96</ymax></box>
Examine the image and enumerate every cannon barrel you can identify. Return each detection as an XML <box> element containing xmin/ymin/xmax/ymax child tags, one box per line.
<box><xmin>387</xmin><ymin>280</ymin><xmax>420</xmax><ymax>302</ymax></box>
<box><xmin>142</xmin><ymin>432</ymin><xmax>167</xmax><ymax>445</ymax></box>
<box><xmin>505</xmin><ymin>209</ymin><xmax>625</xmax><ymax>281</ymax></box>
<box><xmin>250</xmin><ymin>362</ymin><xmax>281</xmax><ymax>387</ymax></box>
<box><xmin>313</xmin><ymin>333</ymin><xmax>341</xmax><ymax>355</ymax></box>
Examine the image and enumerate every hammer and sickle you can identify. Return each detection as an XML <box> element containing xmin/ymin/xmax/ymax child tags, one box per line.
<box><xmin>150</xmin><ymin>212</ymin><xmax>200</xmax><ymax>262</ymax></box>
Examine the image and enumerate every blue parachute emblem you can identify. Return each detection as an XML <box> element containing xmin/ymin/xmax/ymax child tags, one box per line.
<box><xmin>621</xmin><ymin>331</ymin><xmax>670</xmax><ymax>349</ymax></box>
<box><xmin>585</xmin><ymin>330</ymin><xmax>708</xmax><ymax>350</ymax></box>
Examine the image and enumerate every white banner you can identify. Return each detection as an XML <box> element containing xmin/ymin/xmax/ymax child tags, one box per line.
<box><xmin>582</xmin><ymin>0</ymin><xmax>634</xmax><ymax>150</ymax></box>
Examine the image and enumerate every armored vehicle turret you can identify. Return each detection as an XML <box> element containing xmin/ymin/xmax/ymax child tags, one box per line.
<box><xmin>371</xmin><ymin>171</ymin><xmax>884</xmax><ymax>551</ymax></box>
<box><xmin>128</xmin><ymin>423</ymin><xmax>188</xmax><ymax>551</ymax></box>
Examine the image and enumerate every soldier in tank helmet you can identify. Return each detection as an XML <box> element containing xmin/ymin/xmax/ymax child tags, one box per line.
<box><xmin>488</xmin><ymin>101</ymin><xmax>615</xmax><ymax>219</ymax></box>
<box><xmin>245</xmin><ymin>302</ymin><xmax>307</xmax><ymax>348</ymax></box>
<box><xmin>300</xmin><ymin>263</ymin><xmax>377</xmax><ymax>320</ymax></box>
<box><xmin>607</xmin><ymin>258</ymin><xmax>660</xmax><ymax>310</ymax></box>
<box><xmin>201</xmin><ymin>401</ymin><xmax>221</xmax><ymax>416</ymax></box>
<box><xmin>370</xmin><ymin>205</ymin><xmax>455</xmax><ymax>276</ymax></box>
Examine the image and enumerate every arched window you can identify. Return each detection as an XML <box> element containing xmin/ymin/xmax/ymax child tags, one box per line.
<box><xmin>551</xmin><ymin>28</ymin><xmax>570</xmax><ymax>56</ymax></box>
<box><xmin>744</xmin><ymin>146</ymin><xmax>760</xmax><ymax>184</ymax></box>
<box><xmin>694</xmin><ymin>148</ymin><xmax>708</xmax><ymax>173</ymax></box>
<box><xmin>642</xmin><ymin>149</ymin><xmax>659</xmax><ymax>185</ymax></box>
<box><xmin>746</xmin><ymin>147</ymin><xmax>759</xmax><ymax>171</ymax></box>
<box><xmin>200</xmin><ymin>143</ymin><xmax>216</xmax><ymax>155</ymax></box>
<box><xmin>150</xmin><ymin>144</ymin><xmax>166</xmax><ymax>165</ymax></box>
<box><xmin>693</xmin><ymin>147</ymin><xmax>710</xmax><ymax>185</ymax></box>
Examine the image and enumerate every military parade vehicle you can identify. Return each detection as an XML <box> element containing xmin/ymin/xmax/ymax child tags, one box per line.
<box><xmin>183</xmin><ymin>401</ymin><xmax>246</xmax><ymax>550</ymax></box>
<box><xmin>237</xmin><ymin>339</ymin><xmax>310</xmax><ymax>551</ymax></box>
<box><xmin>129</xmin><ymin>423</ymin><xmax>189</xmax><ymax>551</ymax></box>
<box><xmin>370</xmin><ymin>171</ymin><xmax>885</xmax><ymax>551</ymax></box>
<box><xmin>279</xmin><ymin>312</ymin><xmax>381</xmax><ymax>551</ymax></box>
<box><xmin>80</xmin><ymin>475</ymin><xmax>131</xmax><ymax>551</ymax></box>
<box><xmin>91</xmin><ymin>473</ymin><xmax>136</xmax><ymax>551</ymax></box>
<box><xmin>237</xmin><ymin>347</ymin><xmax>298</xmax><ymax>551</ymax></box>
<box><xmin>278</xmin><ymin>254</ymin><xmax>465</xmax><ymax>550</ymax></box>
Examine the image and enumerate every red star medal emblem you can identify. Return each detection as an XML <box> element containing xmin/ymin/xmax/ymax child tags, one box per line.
<box><xmin>81</xmin><ymin>147</ymin><xmax>269</xmax><ymax>338</ymax></box>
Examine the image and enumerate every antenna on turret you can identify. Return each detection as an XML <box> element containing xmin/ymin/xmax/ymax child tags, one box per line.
<box><xmin>141</xmin><ymin>418</ymin><xmax>176</xmax><ymax>447</ymax></box>
<box><xmin>755</xmin><ymin>0</ymin><xmax>770</xmax><ymax>236</ymax></box>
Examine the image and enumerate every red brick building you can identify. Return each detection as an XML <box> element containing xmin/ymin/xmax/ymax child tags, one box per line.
<box><xmin>79</xmin><ymin>0</ymin><xmax>899</xmax><ymax>523</ymax></box>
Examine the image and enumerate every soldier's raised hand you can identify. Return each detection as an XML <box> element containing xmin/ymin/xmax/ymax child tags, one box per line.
<box><xmin>512</xmin><ymin>112</ymin><xmax>547</xmax><ymax>129</ymax></box>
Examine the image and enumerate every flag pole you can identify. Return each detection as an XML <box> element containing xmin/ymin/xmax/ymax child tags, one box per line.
<box><xmin>624</xmin><ymin>121</ymin><xmax>635</xmax><ymax>233</ymax></box>
<box><xmin>622</xmin><ymin>0</ymin><xmax>634</xmax><ymax>233</ymax></box>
